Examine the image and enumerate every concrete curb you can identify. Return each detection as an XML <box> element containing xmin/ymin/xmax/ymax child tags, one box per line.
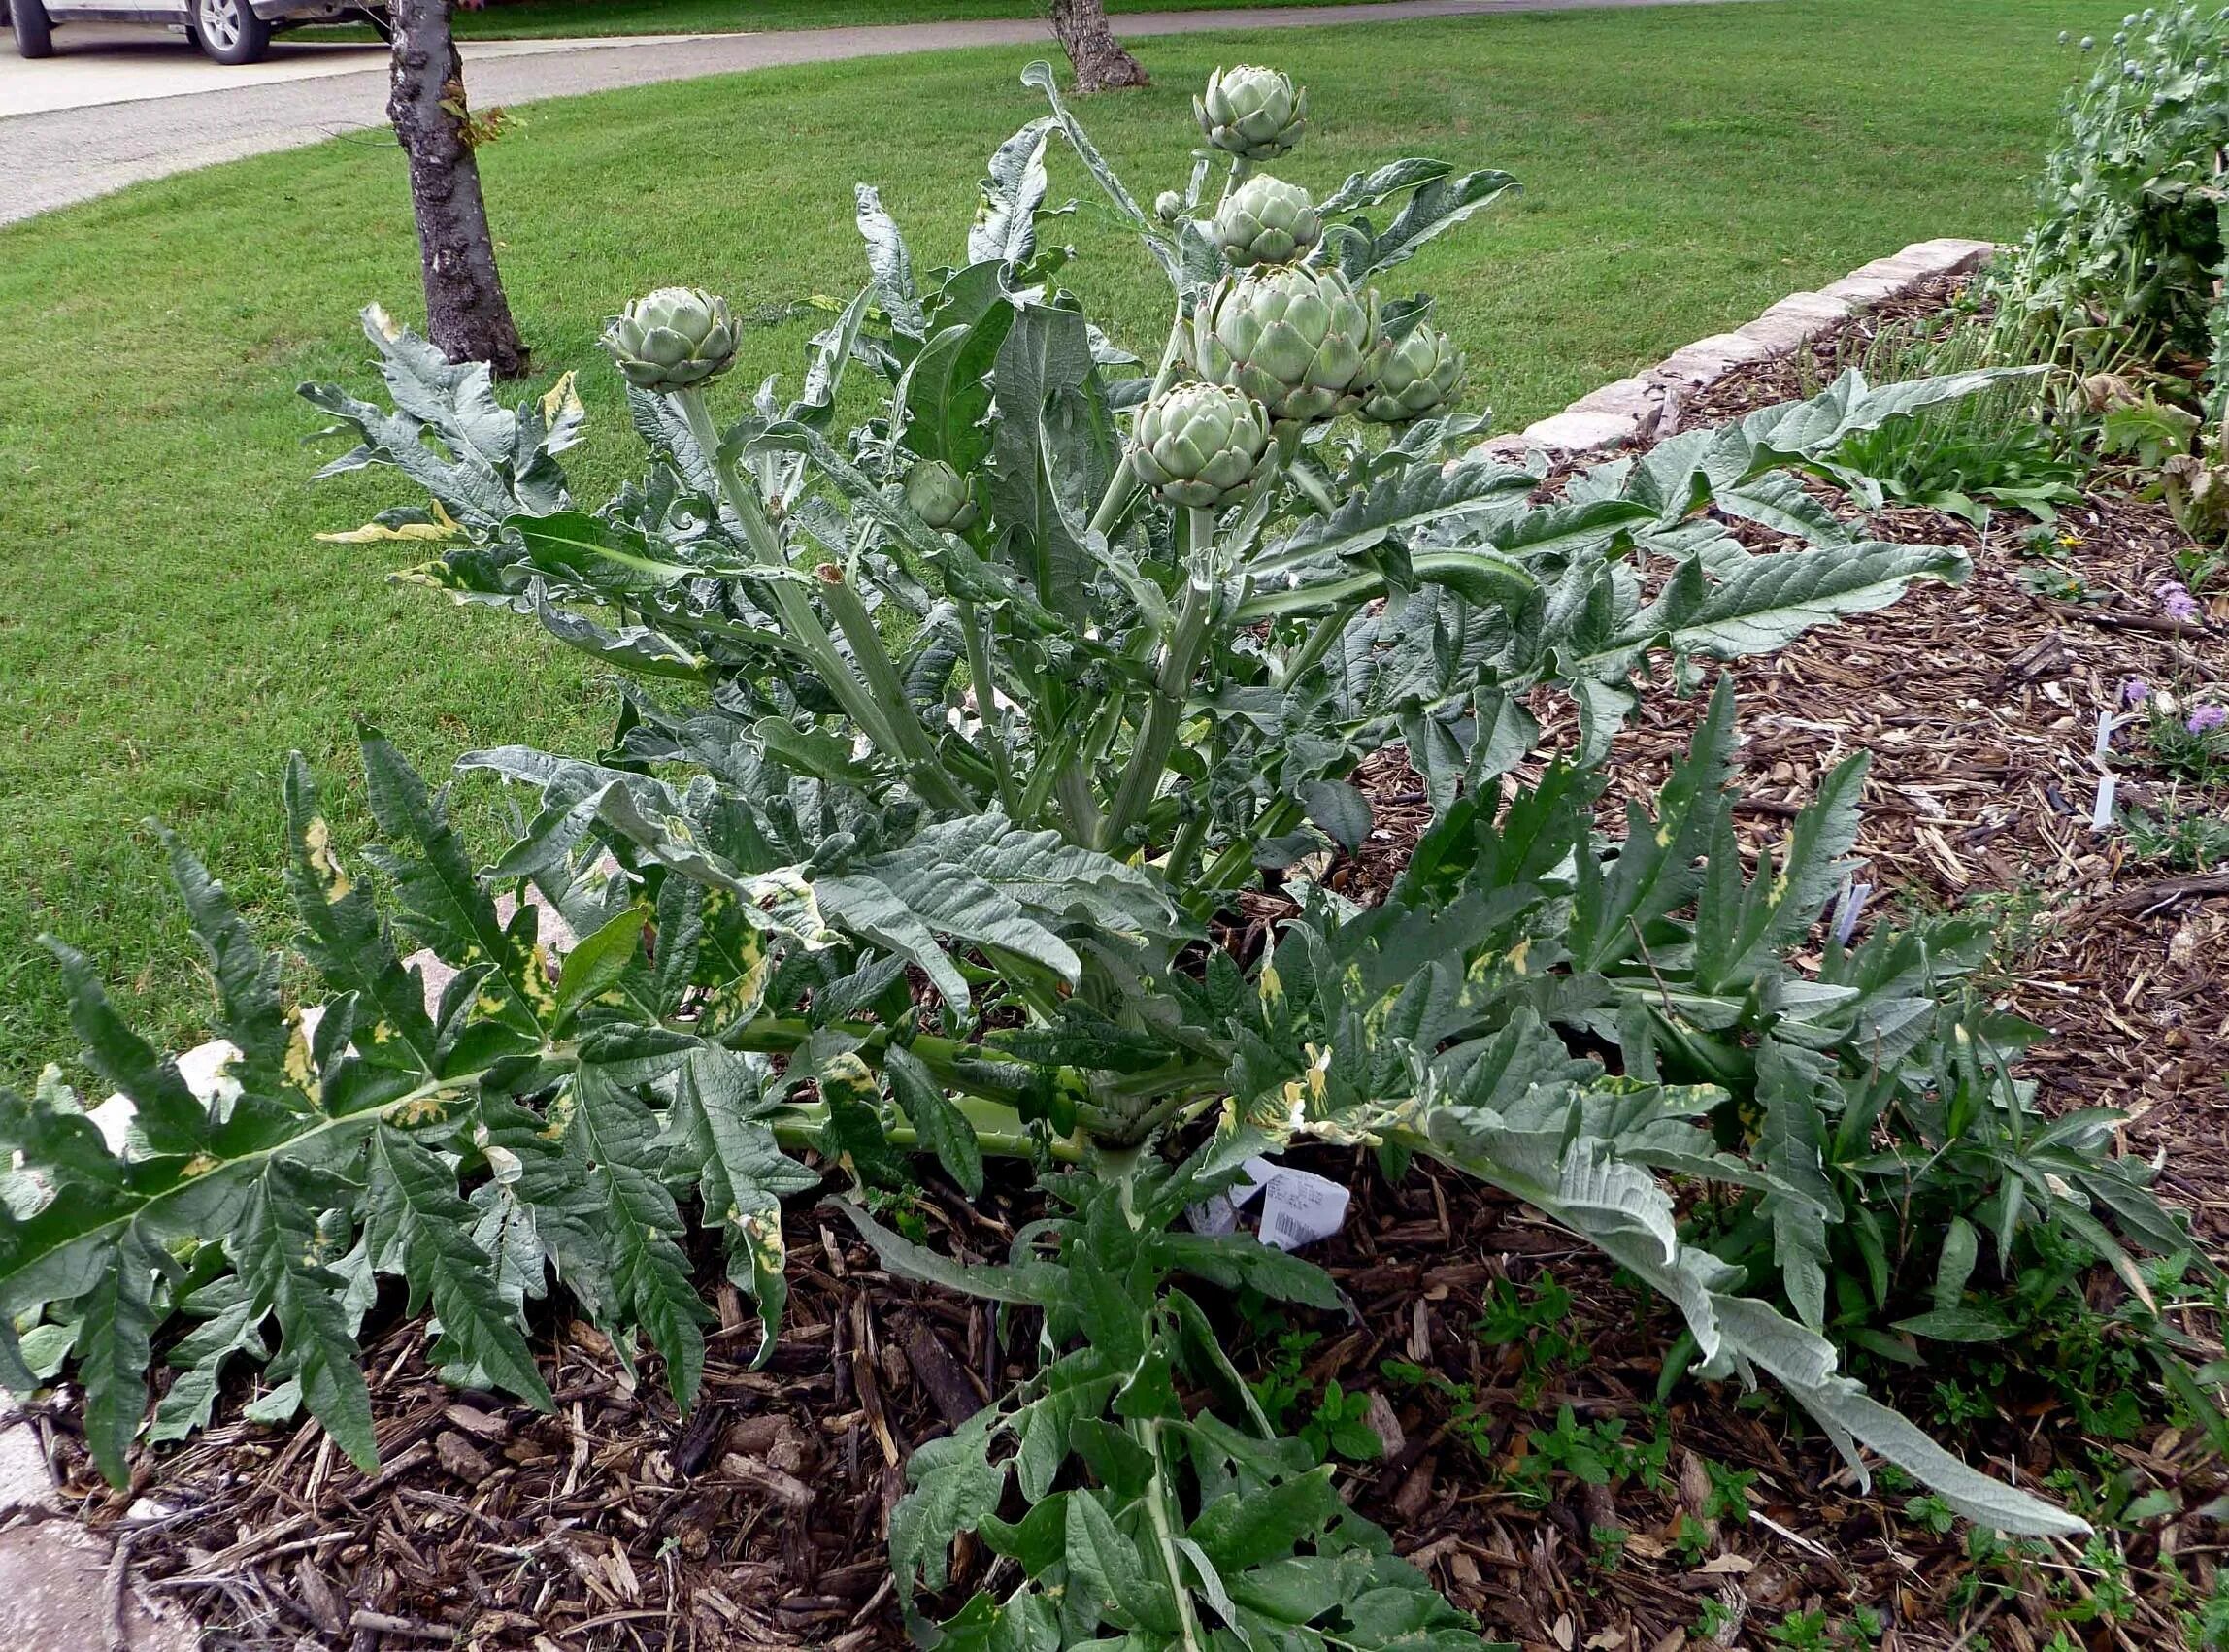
<box><xmin>1479</xmin><ymin>236</ymin><xmax>1998</xmax><ymax>462</ymax></box>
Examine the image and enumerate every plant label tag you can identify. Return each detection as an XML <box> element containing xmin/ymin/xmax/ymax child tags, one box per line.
<box><xmin>2090</xmin><ymin>773</ymin><xmax>2116</xmax><ymax>829</ymax></box>
<box><xmin>1185</xmin><ymin>1157</ymin><xmax>1349</xmax><ymax>1248</ymax></box>
<box><xmin>1254</xmin><ymin>1165</ymin><xmax>1350</xmax><ymax>1251</ymax></box>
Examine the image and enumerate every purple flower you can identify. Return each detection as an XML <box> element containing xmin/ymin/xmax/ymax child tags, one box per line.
<box><xmin>2156</xmin><ymin>580</ymin><xmax>2201</xmax><ymax>622</ymax></box>
<box><xmin>2189</xmin><ymin>704</ymin><xmax>2228</xmax><ymax>735</ymax></box>
<box><xmin>2123</xmin><ymin>677</ymin><xmax>2151</xmax><ymax>705</ymax></box>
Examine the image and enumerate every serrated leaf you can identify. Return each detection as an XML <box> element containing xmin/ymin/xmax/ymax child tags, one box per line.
<box><xmin>668</xmin><ymin>1047</ymin><xmax>817</xmax><ymax>1367</ymax></box>
<box><xmin>366</xmin><ymin>1124</ymin><xmax>551</xmax><ymax>1410</ymax></box>
<box><xmin>566</xmin><ymin>1067</ymin><xmax>710</xmax><ymax>1408</ymax></box>
<box><xmin>75</xmin><ymin>1230</ymin><xmax>161</xmax><ymax>1486</ymax></box>
<box><xmin>283</xmin><ymin>757</ymin><xmax>440</xmax><ymax>1079</ymax></box>
<box><xmin>236</xmin><ymin>1162</ymin><xmax>377</xmax><ymax>1470</ymax></box>
<box><xmin>1065</xmin><ymin>1490</ymin><xmax>1179</xmax><ymax>1635</ymax></box>
<box><xmin>1188</xmin><ymin>1461</ymin><xmax>1346</xmax><ymax>1572</ymax></box>
<box><xmin>359</xmin><ymin>731</ymin><xmax>554</xmax><ymax>1038</ymax></box>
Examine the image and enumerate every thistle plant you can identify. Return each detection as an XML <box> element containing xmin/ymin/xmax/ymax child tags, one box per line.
<box><xmin>4</xmin><ymin>58</ymin><xmax>2176</xmax><ymax>1652</ymax></box>
<box><xmin>1989</xmin><ymin>4</ymin><xmax>2229</xmax><ymax>411</ymax></box>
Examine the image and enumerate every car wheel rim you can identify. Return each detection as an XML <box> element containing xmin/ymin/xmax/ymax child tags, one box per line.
<box><xmin>198</xmin><ymin>0</ymin><xmax>242</xmax><ymax>50</ymax></box>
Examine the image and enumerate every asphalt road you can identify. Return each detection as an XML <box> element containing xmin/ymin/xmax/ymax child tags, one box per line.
<box><xmin>0</xmin><ymin>0</ymin><xmax>1738</xmax><ymax>226</ymax></box>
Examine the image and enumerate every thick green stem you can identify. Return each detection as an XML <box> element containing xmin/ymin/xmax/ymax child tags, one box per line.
<box><xmin>1100</xmin><ymin>513</ymin><xmax>1217</xmax><ymax>851</ymax></box>
<box><xmin>1151</xmin><ymin>314</ymin><xmax>1191</xmax><ymax>399</ymax></box>
<box><xmin>774</xmin><ymin>1094</ymin><xmax>1071</xmax><ymax>1164</ymax></box>
<box><xmin>1089</xmin><ymin>454</ymin><xmax>1141</xmax><ymax>541</ymax></box>
<box><xmin>1274</xmin><ymin>596</ymin><xmax>1361</xmax><ymax>688</ymax></box>
<box><xmin>814</xmin><ymin>564</ymin><xmax>972</xmax><ymax>811</ymax></box>
<box><xmin>1141</xmin><ymin>1416</ymin><xmax>1208</xmax><ymax>1652</ymax></box>
<box><xmin>1162</xmin><ymin>801</ymin><xmax>1214</xmax><ymax>889</ymax></box>
<box><xmin>673</xmin><ymin>387</ymin><xmax>968</xmax><ymax>811</ymax></box>
<box><xmin>1055</xmin><ymin>764</ymin><xmax>1107</xmax><ymax>847</ymax></box>
<box><xmin>1077</xmin><ymin>1076</ymin><xmax>1221</xmax><ymax>1150</ymax></box>
<box><xmin>1192</xmin><ymin>794</ymin><xmax>1301</xmax><ymax>913</ymax></box>
<box><xmin>956</xmin><ymin>598</ymin><xmax>1023</xmax><ymax>818</ymax></box>
<box><xmin>1214</xmin><ymin>153</ymin><xmax>1253</xmax><ymax>214</ymax></box>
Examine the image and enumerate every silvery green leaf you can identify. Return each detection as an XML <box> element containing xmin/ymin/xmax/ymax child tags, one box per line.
<box><xmin>971</xmin><ymin>117</ymin><xmax>1054</xmax><ymax>267</ymax></box>
<box><xmin>854</xmin><ymin>183</ymin><xmax>926</xmax><ymax>337</ymax></box>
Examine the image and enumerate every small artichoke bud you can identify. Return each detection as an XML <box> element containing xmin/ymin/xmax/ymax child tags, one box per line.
<box><xmin>604</xmin><ymin>287</ymin><xmax>738</xmax><ymax>391</ymax></box>
<box><xmin>1193</xmin><ymin>263</ymin><xmax>1380</xmax><ymax>423</ymax></box>
<box><xmin>1360</xmin><ymin>323</ymin><xmax>1466</xmax><ymax>424</ymax></box>
<box><xmin>1196</xmin><ymin>65</ymin><xmax>1308</xmax><ymax>160</ymax></box>
<box><xmin>903</xmin><ymin>458</ymin><xmax>979</xmax><ymax>532</ymax></box>
<box><xmin>1154</xmin><ymin>190</ymin><xmax>1186</xmax><ymax>225</ymax></box>
<box><xmin>1128</xmin><ymin>382</ymin><xmax>1273</xmax><ymax>510</ymax></box>
<box><xmin>1213</xmin><ymin>175</ymin><xmax>1322</xmax><ymax>268</ymax></box>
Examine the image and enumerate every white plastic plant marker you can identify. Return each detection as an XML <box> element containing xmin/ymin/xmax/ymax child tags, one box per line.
<box><xmin>1185</xmin><ymin>1155</ymin><xmax>1350</xmax><ymax>1250</ymax></box>
<box><xmin>2091</xmin><ymin>774</ymin><xmax>2117</xmax><ymax>830</ymax></box>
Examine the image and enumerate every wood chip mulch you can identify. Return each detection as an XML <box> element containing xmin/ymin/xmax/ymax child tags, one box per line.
<box><xmin>30</xmin><ymin>286</ymin><xmax>2229</xmax><ymax>1651</ymax></box>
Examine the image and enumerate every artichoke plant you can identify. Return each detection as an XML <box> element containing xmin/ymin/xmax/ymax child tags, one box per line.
<box><xmin>1194</xmin><ymin>263</ymin><xmax>1379</xmax><ymax>421</ymax></box>
<box><xmin>602</xmin><ymin>286</ymin><xmax>738</xmax><ymax>391</ymax></box>
<box><xmin>1361</xmin><ymin>321</ymin><xmax>1468</xmax><ymax>423</ymax></box>
<box><xmin>1196</xmin><ymin>64</ymin><xmax>1308</xmax><ymax>160</ymax></box>
<box><xmin>902</xmin><ymin>458</ymin><xmax>979</xmax><ymax>531</ymax></box>
<box><xmin>1213</xmin><ymin>174</ymin><xmax>1322</xmax><ymax>268</ymax></box>
<box><xmin>1127</xmin><ymin>381</ymin><xmax>1273</xmax><ymax>509</ymax></box>
<box><xmin>4</xmin><ymin>63</ymin><xmax>2105</xmax><ymax>1652</ymax></box>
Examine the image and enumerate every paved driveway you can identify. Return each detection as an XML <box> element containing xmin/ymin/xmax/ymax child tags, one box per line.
<box><xmin>0</xmin><ymin>0</ymin><xmax>1738</xmax><ymax>225</ymax></box>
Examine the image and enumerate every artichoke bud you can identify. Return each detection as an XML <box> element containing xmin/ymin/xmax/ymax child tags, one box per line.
<box><xmin>1128</xmin><ymin>382</ymin><xmax>1273</xmax><ymax>510</ymax></box>
<box><xmin>1193</xmin><ymin>264</ymin><xmax>1380</xmax><ymax>423</ymax></box>
<box><xmin>902</xmin><ymin>458</ymin><xmax>980</xmax><ymax>532</ymax></box>
<box><xmin>1214</xmin><ymin>175</ymin><xmax>1322</xmax><ymax>268</ymax></box>
<box><xmin>1154</xmin><ymin>190</ymin><xmax>1186</xmax><ymax>225</ymax></box>
<box><xmin>1360</xmin><ymin>322</ymin><xmax>1467</xmax><ymax>423</ymax></box>
<box><xmin>604</xmin><ymin>287</ymin><xmax>738</xmax><ymax>392</ymax></box>
<box><xmin>1195</xmin><ymin>64</ymin><xmax>1308</xmax><ymax>160</ymax></box>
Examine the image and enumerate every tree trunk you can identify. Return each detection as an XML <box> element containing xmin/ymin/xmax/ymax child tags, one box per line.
<box><xmin>1048</xmin><ymin>0</ymin><xmax>1149</xmax><ymax>92</ymax></box>
<box><xmin>387</xmin><ymin>0</ymin><xmax>528</xmax><ymax>376</ymax></box>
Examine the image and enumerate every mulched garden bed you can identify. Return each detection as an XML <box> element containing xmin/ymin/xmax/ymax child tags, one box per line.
<box><xmin>34</xmin><ymin>280</ymin><xmax>2229</xmax><ymax>1651</ymax></box>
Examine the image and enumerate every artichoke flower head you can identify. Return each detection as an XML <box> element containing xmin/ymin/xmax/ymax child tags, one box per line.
<box><xmin>1129</xmin><ymin>382</ymin><xmax>1274</xmax><ymax>511</ymax></box>
<box><xmin>1196</xmin><ymin>65</ymin><xmax>1308</xmax><ymax>161</ymax></box>
<box><xmin>604</xmin><ymin>287</ymin><xmax>738</xmax><ymax>392</ymax></box>
<box><xmin>1194</xmin><ymin>263</ymin><xmax>1380</xmax><ymax>423</ymax></box>
<box><xmin>1361</xmin><ymin>320</ymin><xmax>1467</xmax><ymax>424</ymax></box>
<box><xmin>1214</xmin><ymin>175</ymin><xmax>1323</xmax><ymax>269</ymax></box>
<box><xmin>903</xmin><ymin>458</ymin><xmax>980</xmax><ymax>532</ymax></box>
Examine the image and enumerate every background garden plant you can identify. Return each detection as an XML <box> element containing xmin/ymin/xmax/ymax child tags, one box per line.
<box><xmin>8</xmin><ymin>50</ymin><xmax>2215</xmax><ymax>1652</ymax></box>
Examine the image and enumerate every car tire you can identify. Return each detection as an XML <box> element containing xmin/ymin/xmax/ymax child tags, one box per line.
<box><xmin>9</xmin><ymin>0</ymin><xmax>54</xmax><ymax>59</ymax></box>
<box><xmin>191</xmin><ymin>0</ymin><xmax>271</xmax><ymax>63</ymax></box>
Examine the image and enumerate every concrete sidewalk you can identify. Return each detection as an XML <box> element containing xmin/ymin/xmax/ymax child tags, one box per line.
<box><xmin>0</xmin><ymin>0</ymin><xmax>1740</xmax><ymax>224</ymax></box>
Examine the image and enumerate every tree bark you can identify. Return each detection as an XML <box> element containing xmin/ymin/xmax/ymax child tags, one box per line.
<box><xmin>1048</xmin><ymin>0</ymin><xmax>1149</xmax><ymax>92</ymax></box>
<box><xmin>387</xmin><ymin>0</ymin><xmax>528</xmax><ymax>377</ymax></box>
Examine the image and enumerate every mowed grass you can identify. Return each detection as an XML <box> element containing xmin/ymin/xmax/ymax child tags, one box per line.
<box><xmin>0</xmin><ymin>0</ymin><xmax>2130</xmax><ymax>1076</ymax></box>
<box><xmin>435</xmin><ymin>0</ymin><xmax>1415</xmax><ymax>38</ymax></box>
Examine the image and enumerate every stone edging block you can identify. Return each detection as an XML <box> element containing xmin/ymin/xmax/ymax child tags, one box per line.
<box><xmin>1482</xmin><ymin>236</ymin><xmax>1997</xmax><ymax>460</ymax></box>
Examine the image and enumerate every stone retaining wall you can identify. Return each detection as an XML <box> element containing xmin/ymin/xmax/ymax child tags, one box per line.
<box><xmin>1480</xmin><ymin>236</ymin><xmax>1998</xmax><ymax>461</ymax></box>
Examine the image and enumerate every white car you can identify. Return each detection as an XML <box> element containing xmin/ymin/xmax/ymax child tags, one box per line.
<box><xmin>3</xmin><ymin>0</ymin><xmax>385</xmax><ymax>64</ymax></box>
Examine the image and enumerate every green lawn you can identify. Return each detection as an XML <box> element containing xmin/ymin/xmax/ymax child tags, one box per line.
<box><xmin>429</xmin><ymin>0</ymin><xmax>1413</xmax><ymax>39</ymax></box>
<box><xmin>0</xmin><ymin>0</ymin><xmax>2129</xmax><ymax>1078</ymax></box>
